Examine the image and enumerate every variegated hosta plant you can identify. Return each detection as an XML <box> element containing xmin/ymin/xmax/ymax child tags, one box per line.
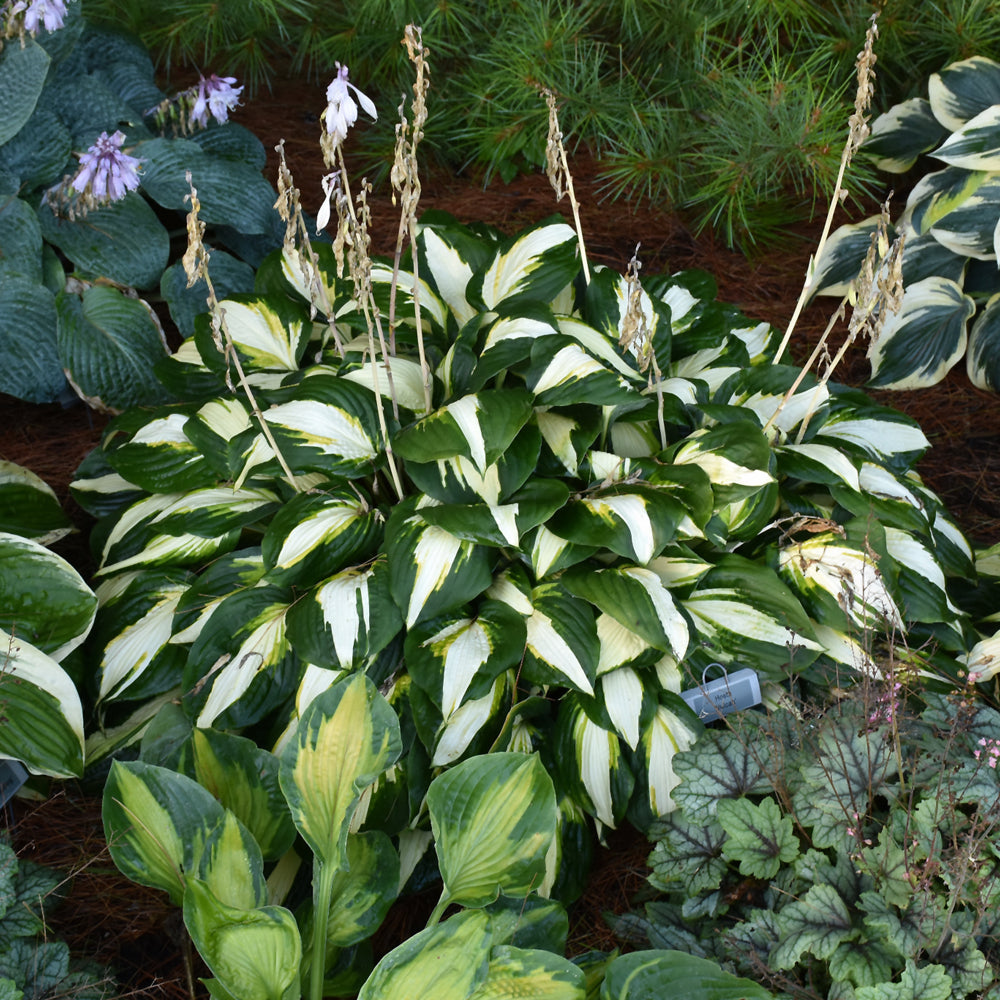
<box><xmin>812</xmin><ymin>55</ymin><xmax>1000</xmax><ymax>390</ymax></box>
<box><xmin>76</xmin><ymin>211</ymin><xmax>985</xmax><ymax>868</ymax></box>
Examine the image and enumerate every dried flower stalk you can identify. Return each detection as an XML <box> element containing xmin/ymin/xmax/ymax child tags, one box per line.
<box><xmin>543</xmin><ymin>89</ymin><xmax>590</xmax><ymax>285</ymax></box>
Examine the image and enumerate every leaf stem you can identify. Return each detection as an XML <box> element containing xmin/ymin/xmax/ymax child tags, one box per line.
<box><xmin>309</xmin><ymin>858</ymin><xmax>337</xmax><ymax>1000</ymax></box>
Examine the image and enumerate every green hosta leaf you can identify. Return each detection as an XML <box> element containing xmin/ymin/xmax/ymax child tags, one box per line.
<box><xmin>564</xmin><ymin>565</ymin><xmax>689</xmax><ymax>658</ymax></box>
<box><xmin>905</xmin><ymin>167</ymin><xmax>989</xmax><ymax>237</ymax></box>
<box><xmin>279</xmin><ymin>673</ymin><xmax>401</xmax><ymax>870</ymax></box>
<box><xmin>0</xmin><ymin>277</ymin><xmax>63</xmax><ymax>404</ymax></box>
<box><xmin>56</xmin><ymin>284</ymin><xmax>169</xmax><ymax>411</ymax></box>
<box><xmin>468</xmin><ymin>945</ymin><xmax>584</xmax><ymax>1000</ymax></box>
<box><xmin>195</xmin><ymin>294</ymin><xmax>308</xmax><ymax>374</ymax></box>
<box><xmin>968</xmin><ymin>291</ymin><xmax>1000</xmax><ymax>390</ymax></box>
<box><xmin>357</xmin><ymin>908</ymin><xmax>492</xmax><ymax>1000</ymax></box>
<box><xmin>190</xmin><ymin>728</ymin><xmax>296</xmax><ymax>861</ymax></box>
<box><xmin>600</xmin><ymin>950</ymin><xmax>775</xmax><ymax>1000</ymax></box>
<box><xmin>855</xmin><ymin>959</ymin><xmax>952</xmax><ymax>1000</ymax></box>
<box><xmin>285</xmin><ymin>558</ymin><xmax>402</xmax><ymax>670</ymax></box>
<box><xmin>716</xmin><ymin>796</ymin><xmax>798</xmax><ymax>878</ymax></box>
<box><xmin>182</xmin><ymin>879</ymin><xmax>301</xmax><ymax>1000</ymax></box>
<box><xmin>929</xmin><ymin>55</ymin><xmax>1000</xmax><ymax>131</ymax></box>
<box><xmin>102</xmin><ymin>759</ymin><xmax>226</xmax><ymax>905</ymax></box>
<box><xmin>260</xmin><ymin>487</ymin><xmax>381</xmax><ymax>587</ymax></box>
<box><xmin>0</xmin><ymin>531</ymin><xmax>96</xmax><ymax>659</ymax></box>
<box><xmin>648</xmin><ymin>813</ymin><xmax>727</xmax><ymax>895</ymax></box>
<box><xmin>0</xmin><ymin>39</ymin><xmax>50</xmax><ymax>145</ymax></box>
<box><xmin>521</xmin><ymin>583</ymin><xmax>599</xmax><ymax>695</ymax></box>
<box><xmin>386</xmin><ymin>503</ymin><xmax>494</xmax><ymax>628</ymax></box>
<box><xmin>865</xmin><ymin>98</ymin><xmax>947</xmax><ymax>173</ymax></box>
<box><xmin>771</xmin><ymin>884</ymin><xmax>854</xmax><ymax>969</ymax></box>
<box><xmin>933</xmin><ymin>105</ymin><xmax>1000</xmax><ymax>170</ymax></box>
<box><xmin>468</xmin><ymin>220</ymin><xmax>578</xmax><ymax>311</ymax></box>
<box><xmin>428</xmin><ymin>752</ymin><xmax>556</xmax><ymax>911</ymax></box>
<box><xmin>261</xmin><ymin>375</ymin><xmax>382</xmax><ymax>478</ymax></box>
<box><xmin>0</xmin><ymin>630</ymin><xmax>85</xmax><ymax>778</ymax></box>
<box><xmin>405</xmin><ymin>602</ymin><xmax>526</xmax><ymax>716</ymax></box>
<box><xmin>0</xmin><ymin>461</ymin><xmax>71</xmax><ymax>543</ymax></box>
<box><xmin>484</xmin><ymin>893</ymin><xmax>569</xmax><ymax>953</ymax></box>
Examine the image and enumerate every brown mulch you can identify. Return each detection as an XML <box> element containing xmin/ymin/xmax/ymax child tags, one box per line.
<box><xmin>3</xmin><ymin>69</ymin><xmax>1000</xmax><ymax>999</ymax></box>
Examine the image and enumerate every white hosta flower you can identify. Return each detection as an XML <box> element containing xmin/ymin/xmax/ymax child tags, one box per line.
<box><xmin>324</xmin><ymin>62</ymin><xmax>377</xmax><ymax>145</ymax></box>
<box><xmin>191</xmin><ymin>73</ymin><xmax>244</xmax><ymax>128</ymax></box>
<box><xmin>70</xmin><ymin>130</ymin><xmax>143</xmax><ymax>203</ymax></box>
<box><xmin>315</xmin><ymin>170</ymin><xmax>341</xmax><ymax>234</ymax></box>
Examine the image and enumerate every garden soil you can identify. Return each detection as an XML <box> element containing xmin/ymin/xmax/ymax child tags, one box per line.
<box><xmin>3</xmin><ymin>74</ymin><xmax>998</xmax><ymax>1000</ymax></box>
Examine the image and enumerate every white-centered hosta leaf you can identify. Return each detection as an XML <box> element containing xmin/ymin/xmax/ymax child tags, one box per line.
<box><xmin>637</xmin><ymin>703</ymin><xmax>699</xmax><ymax>818</ymax></box>
<box><xmin>430</xmin><ymin>675</ymin><xmax>508</xmax><ymax>767</ymax></box>
<box><xmin>962</xmin><ymin>628</ymin><xmax>1000</xmax><ymax>683</ymax></box>
<box><xmin>813</xmin><ymin>623</ymin><xmax>881</xmax><ymax>678</ymax></box>
<box><xmin>371</xmin><ymin>262</ymin><xmax>449</xmax><ymax>330</ymax></box>
<box><xmin>417</xmin><ymin>225</ymin><xmax>477</xmax><ymax>325</ymax></box>
<box><xmin>777</xmin><ymin>443</ymin><xmax>860</xmax><ymax>491</ymax></box>
<box><xmin>884</xmin><ymin>526</ymin><xmax>962</xmax><ymax>626</ymax></box>
<box><xmin>814</xmin><ymin>408</ymin><xmax>929</xmax><ymax>465</ymax></box>
<box><xmin>600</xmin><ymin>666</ymin><xmax>645</xmax><ymax>749</ymax></box>
<box><xmin>556</xmin><ymin>315</ymin><xmax>642</xmax><ymax>380</ymax></box>
<box><xmin>522</xmin><ymin>584</ymin><xmax>599</xmax><ymax>695</ymax></box>
<box><xmin>924</xmin><ymin>173</ymin><xmax>1000</xmax><ymax>258</ymax></box>
<box><xmin>596</xmin><ymin>614</ymin><xmax>654</xmax><ymax>675</ymax></box>
<box><xmin>342</xmin><ymin>356</ymin><xmax>428</xmax><ymax>412</ymax></box>
<box><xmin>216</xmin><ymin>296</ymin><xmax>305</xmax><ymax>370</ymax></box>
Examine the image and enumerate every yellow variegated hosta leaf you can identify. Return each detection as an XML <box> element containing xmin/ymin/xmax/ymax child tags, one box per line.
<box><xmin>467</xmin><ymin>945</ymin><xmax>585</xmax><ymax>1000</ymax></box>
<box><xmin>196</xmin><ymin>810</ymin><xmax>267</xmax><ymax>910</ymax></box>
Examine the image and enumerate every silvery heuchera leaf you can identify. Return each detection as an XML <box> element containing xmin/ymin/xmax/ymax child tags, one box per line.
<box><xmin>859</xmin><ymin>828</ymin><xmax>912</xmax><ymax>909</ymax></box>
<box><xmin>648</xmin><ymin>813</ymin><xmax>727</xmax><ymax>895</ymax></box>
<box><xmin>828</xmin><ymin>939</ymin><xmax>897</xmax><ymax>989</ymax></box>
<box><xmin>933</xmin><ymin>914</ymin><xmax>993</xmax><ymax>996</ymax></box>
<box><xmin>770</xmin><ymin>883</ymin><xmax>854</xmax><ymax>970</ymax></box>
<box><xmin>716</xmin><ymin>796</ymin><xmax>799</xmax><ymax>879</ymax></box>
<box><xmin>854</xmin><ymin>959</ymin><xmax>952</xmax><ymax>1000</ymax></box>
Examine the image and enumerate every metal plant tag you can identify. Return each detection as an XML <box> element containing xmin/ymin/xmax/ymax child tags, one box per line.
<box><xmin>680</xmin><ymin>664</ymin><xmax>762</xmax><ymax>722</ymax></box>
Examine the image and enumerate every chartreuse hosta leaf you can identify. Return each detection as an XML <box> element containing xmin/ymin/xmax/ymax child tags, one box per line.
<box><xmin>427</xmin><ymin>752</ymin><xmax>557</xmax><ymax>915</ymax></box>
<box><xmin>601</xmin><ymin>950</ymin><xmax>775</xmax><ymax>1000</ymax></box>
<box><xmin>468</xmin><ymin>946</ymin><xmax>584</xmax><ymax>1000</ymax></box>
<box><xmin>928</xmin><ymin>55</ymin><xmax>1000</xmax><ymax>132</ymax></box>
<box><xmin>0</xmin><ymin>461</ymin><xmax>72</xmax><ymax>544</ymax></box>
<box><xmin>0</xmin><ymin>629</ymin><xmax>85</xmax><ymax>778</ymax></box>
<box><xmin>182</xmin><ymin>878</ymin><xmax>301</xmax><ymax>1000</ymax></box>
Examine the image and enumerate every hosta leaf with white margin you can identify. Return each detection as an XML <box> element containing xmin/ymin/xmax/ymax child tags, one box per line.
<box><xmin>903</xmin><ymin>167</ymin><xmax>990</xmax><ymax>239</ymax></box>
<box><xmin>932</xmin><ymin>105</ymin><xmax>1000</xmax><ymax>171</ymax></box>
<box><xmin>97</xmin><ymin>486</ymin><xmax>279</xmax><ymax>576</ymax></box>
<box><xmin>182</xmin><ymin>879</ymin><xmax>301</xmax><ymax>1000</ymax></box>
<box><xmin>285</xmin><ymin>556</ymin><xmax>402</xmax><ymax>670</ymax></box>
<box><xmin>92</xmin><ymin>567</ymin><xmax>192</xmax><ymax>703</ymax></box>
<box><xmin>260</xmin><ymin>486</ymin><xmax>382</xmax><ymax>587</ymax></box>
<box><xmin>0</xmin><ymin>461</ymin><xmax>72</xmax><ymax>544</ymax></box>
<box><xmin>427</xmin><ymin>752</ymin><xmax>556</xmax><ymax>911</ymax></box>
<box><xmin>405</xmin><ymin>601</ymin><xmax>526</xmax><ymax>716</ymax></box>
<box><xmin>545</xmin><ymin>484</ymin><xmax>688</xmax><ymax>566</ymax></box>
<box><xmin>967</xmin><ymin>291</ymin><xmax>1000</xmax><ymax>390</ymax></box>
<box><xmin>279</xmin><ymin>673</ymin><xmax>401</xmax><ymax>870</ymax></box>
<box><xmin>393</xmin><ymin>389</ymin><xmax>535</xmax><ymax>474</ymax></box>
<box><xmin>628</xmin><ymin>700</ymin><xmax>701</xmax><ymax>826</ymax></box>
<box><xmin>812</xmin><ymin>398</ymin><xmax>929</xmax><ymax>470</ymax></box>
<box><xmin>357</xmin><ymin>908</ymin><xmax>492</xmax><ymax>1000</ymax></box>
<box><xmin>770</xmin><ymin>883</ymin><xmax>854</xmax><ymax>970</ymax></box>
<box><xmin>563</xmin><ymin>565</ymin><xmax>689</xmax><ymax>659</ymax></box>
<box><xmin>467</xmin><ymin>220</ymin><xmax>578</xmax><ymax>312</ymax></box>
<box><xmin>525</xmin><ymin>335</ymin><xmax>637</xmax><ymax>407</ymax></box>
<box><xmin>554</xmin><ymin>693</ymin><xmax>635</xmax><ymax>830</ymax></box>
<box><xmin>467</xmin><ymin>946</ymin><xmax>584</xmax><ymax>1000</ymax></box>
<box><xmin>923</xmin><ymin>174</ymin><xmax>1000</xmax><ymax>259</ymax></box>
<box><xmin>0</xmin><ymin>532</ymin><xmax>96</xmax><ymax>659</ymax></box>
<box><xmin>190</xmin><ymin>728</ymin><xmax>297</xmax><ymax>861</ymax></box>
<box><xmin>516</xmin><ymin>582</ymin><xmax>600</xmax><ymax>695</ymax></box>
<box><xmin>385</xmin><ymin>501</ymin><xmax>494</xmax><ymax>628</ymax></box>
<box><xmin>260</xmin><ymin>374</ymin><xmax>383</xmax><ymax>478</ymax></box>
<box><xmin>102</xmin><ymin>759</ymin><xmax>228</xmax><ymax>905</ymax></box>
<box><xmin>715</xmin><ymin>797</ymin><xmax>798</xmax><ymax>879</ymax></box>
<box><xmin>0</xmin><ymin>630</ymin><xmax>84</xmax><ymax>778</ymax></box>
<box><xmin>600</xmin><ymin>949</ymin><xmax>775</xmax><ymax>1000</ymax></box>
<box><xmin>184</xmin><ymin>585</ymin><xmax>298</xmax><ymax>730</ymax></box>
<box><xmin>929</xmin><ymin>55</ymin><xmax>1000</xmax><ymax>132</ymax></box>
<box><xmin>864</xmin><ymin>98</ymin><xmax>947</xmax><ymax>173</ymax></box>
<box><xmin>682</xmin><ymin>555</ymin><xmax>820</xmax><ymax>680</ymax></box>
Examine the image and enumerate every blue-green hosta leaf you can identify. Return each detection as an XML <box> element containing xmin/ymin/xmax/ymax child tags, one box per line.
<box><xmin>0</xmin><ymin>38</ymin><xmax>50</xmax><ymax>144</ymax></box>
<box><xmin>904</xmin><ymin>166</ymin><xmax>989</xmax><ymax>237</ymax></box>
<box><xmin>98</xmin><ymin>487</ymin><xmax>279</xmax><ymax>576</ymax></box>
<box><xmin>525</xmin><ymin>336</ymin><xmax>636</xmax><ymax>406</ymax></box>
<box><xmin>279</xmin><ymin>673</ymin><xmax>401</xmax><ymax>870</ymax></box>
<box><xmin>0</xmin><ymin>630</ymin><xmax>84</xmax><ymax>778</ymax></box>
<box><xmin>182</xmin><ymin>879</ymin><xmax>301</xmax><ymax>1000</ymax></box>
<box><xmin>865</xmin><ymin>97</ymin><xmax>947</xmax><ymax>173</ymax></box>
<box><xmin>102</xmin><ymin>759</ymin><xmax>227</xmax><ymax>905</ymax></box>
<box><xmin>285</xmin><ymin>558</ymin><xmax>402</xmax><ymax>670</ymax></box>
<box><xmin>386</xmin><ymin>503</ymin><xmax>494</xmax><ymax>628</ymax></box>
<box><xmin>682</xmin><ymin>556</ymin><xmax>820</xmax><ymax>680</ymax></box>
<box><xmin>563</xmin><ymin>565</ymin><xmax>689</xmax><ymax>658</ymax></box>
<box><xmin>0</xmin><ymin>461</ymin><xmax>72</xmax><ymax>544</ymax></box>
<box><xmin>520</xmin><ymin>583</ymin><xmax>599</xmax><ymax>695</ymax></box>
<box><xmin>428</xmin><ymin>752</ymin><xmax>557</xmax><ymax>910</ymax></box>
<box><xmin>358</xmin><ymin>908</ymin><xmax>492</xmax><ymax>1000</ymax></box>
<box><xmin>716</xmin><ymin>796</ymin><xmax>798</xmax><ymax>878</ymax></box>
<box><xmin>968</xmin><ymin>291</ymin><xmax>1000</xmax><ymax>390</ymax></box>
<box><xmin>261</xmin><ymin>375</ymin><xmax>382</xmax><ymax>478</ymax></box>
<box><xmin>468</xmin><ymin>220</ymin><xmax>578</xmax><ymax>312</ymax></box>
<box><xmin>0</xmin><ymin>277</ymin><xmax>63</xmax><ymax>404</ymax></box>
<box><xmin>554</xmin><ymin>694</ymin><xmax>634</xmax><ymax>830</ymax></box>
<box><xmin>932</xmin><ymin>105</ymin><xmax>1000</xmax><ymax>170</ymax></box>
<box><xmin>405</xmin><ymin>602</ymin><xmax>526</xmax><ymax>716</ymax></box>
<box><xmin>925</xmin><ymin>173</ymin><xmax>1000</xmax><ymax>258</ymax></box>
<box><xmin>629</xmin><ymin>701</ymin><xmax>700</xmax><ymax>824</ymax></box>
<box><xmin>190</xmin><ymin>728</ymin><xmax>296</xmax><ymax>861</ymax></box>
<box><xmin>468</xmin><ymin>946</ymin><xmax>584</xmax><ymax>1000</ymax></box>
<box><xmin>770</xmin><ymin>883</ymin><xmax>854</xmax><ymax>970</ymax></box>
<box><xmin>161</xmin><ymin>249</ymin><xmax>255</xmax><ymax>339</ymax></box>
<box><xmin>867</xmin><ymin>276</ymin><xmax>975</xmax><ymax>389</ymax></box>
<box><xmin>0</xmin><ymin>532</ymin><xmax>96</xmax><ymax>659</ymax></box>
<box><xmin>929</xmin><ymin>55</ymin><xmax>1000</xmax><ymax>131</ymax></box>
<box><xmin>601</xmin><ymin>949</ymin><xmax>774</xmax><ymax>1000</ymax></box>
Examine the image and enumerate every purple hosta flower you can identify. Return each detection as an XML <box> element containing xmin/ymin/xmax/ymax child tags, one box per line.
<box><xmin>71</xmin><ymin>130</ymin><xmax>143</xmax><ymax>203</ymax></box>
<box><xmin>324</xmin><ymin>62</ymin><xmax>377</xmax><ymax>144</ymax></box>
<box><xmin>8</xmin><ymin>0</ymin><xmax>66</xmax><ymax>33</ymax></box>
<box><xmin>190</xmin><ymin>74</ymin><xmax>244</xmax><ymax>129</ymax></box>
<box><xmin>974</xmin><ymin>737</ymin><xmax>1000</xmax><ymax>769</ymax></box>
